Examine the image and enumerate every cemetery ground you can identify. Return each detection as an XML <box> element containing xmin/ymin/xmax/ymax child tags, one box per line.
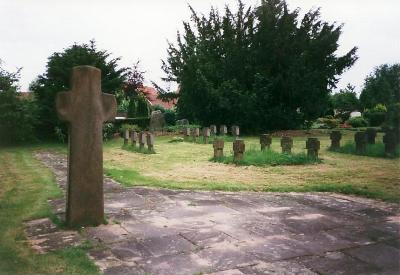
<box><xmin>0</xmin><ymin>130</ymin><xmax>399</xmax><ymax>274</ymax></box>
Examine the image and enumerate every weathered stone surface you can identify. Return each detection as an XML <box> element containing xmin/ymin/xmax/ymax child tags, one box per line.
<box><xmin>329</xmin><ymin>130</ymin><xmax>342</xmax><ymax>150</ymax></box>
<box><xmin>130</xmin><ymin>130</ymin><xmax>138</xmax><ymax>147</ymax></box>
<box><xmin>260</xmin><ymin>134</ymin><xmax>272</xmax><ymax>151</ymax></box>
<box><xmin>123</xmin><ymin>129</ymin><xmax>129</xmax><ymax>145</ymax></box>
<box><xmin>366</xmin><ymin>127</ymin><xmax>377</xmax><ymax>144</ymax></box>
<box><xmin>231</xmin><ymin>125</ymin><xmax>240</xmax><ymax>137</ymax></box>
<box><xmin>233</xmin><ymin>139</ymin><xmax>245</xmax><ymax>162</ymax></box>
<box><xmin>306</xmin><ymin>137</ymin><xmax>320</xmax><ymax>158</ymax></box>
<box><xmin>55</xmin><ymin>66</ymin><xmax>116</xmax><ymax>227</ymax></box>
<box><xmin>183</xmin><ymin>127</ymin><xmax>191</xmax><ymax>140</ymax></box>
<box><xmin>210</xmin><ymin>125</ymin><xmax>217</xmax><ymax>135</ymax></box>
<box><xmin>280</xmin><ymin>136</ymin><xmax>293</xmax><ymax>154</ymax></box>
<box><xmin>354</xmin><ymin>131</ymin><xmax>367</xmax><ymax>154</ymax></box>
<box><xmin>203</xmin><ymin>127</ymin><xmax>211</xmax><ymax>144</ymax></box>
<box><xmin>139</xmin><ymin>131</ymin><xmax>146</xmax><ymax>149</ymax></box>
<box><xmin>146</xmin><ymin>132</ymin><xmax>154</xmax><ymax>151</ymax></box>
<box><xmin>192</xmin><ymin>128</ymin><xmax>200</xmax><ymax>142</ymax></box>
<box><xmin>149</xmin><ymin>110</ymin><xmax>166</xmax><ymax>131</ymax></box>
<box><xmin>220</xmin><ymin>125</ymin><xmax>227</xmax><ymax>135</ymax></box>
<box><xmin>213</xmin><ymin>138</ymin><xmax>224</xmax><ymax>158</ymax></box>
<box><xmin>383</xmin><ymin>130</ymin><xmax>398</xmax><ymax>157</ymax></box>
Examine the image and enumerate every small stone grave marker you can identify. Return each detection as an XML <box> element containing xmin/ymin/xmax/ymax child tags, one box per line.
<box><xmin>130</xmin><ymin>130</ymin><xmax>138</xmax><ymax>147</ymax></box>
<box><xmin>203</xmin><ymin>127</ymin><xmax>210</xmax><ymax>144</ymax></box>
<box><xmin>213</xmin><ymin>138</ymin><xmax>224</xmax><ymax>158</ymax></box>
<box><xmin>139</xmin><ymin>131</ymin><xmax>146</xmax><ymax>149</ymax></box>
<box><xmin>146</xmin><ymin>133</ymin><xmax>154</xmax><ymax>151</ymax></box>
<box><xmin>330</xmin><ymin>130</ymin><xmax>342</xmax><ymax>150</ymax></box>
<box><xmin>233</xmin><ymin>139</ymin><xmax>245</xmax><ymax>162</ymax></box>
<box><xmin>220</xmin><ymin>125</ymin><xmax>227</xmax><ymax>135</ymax></box>
<box><xmin>306</xmin><ymin>137</ymin><xmax>320</xmax><ymax>158</ymax></box>
<box><xmin>354</xmin><ymin>131</ymin><xmax>367</xmax><ymax>154</ymax></box>
<box><xmin>280</xmin><ymin>136</ymin><xmax>293</xmax><ymax>154</ymax></box>
<box><xmin>383</xmin><ymin>130</ymin><xmax>397</xmax><ymax>158</ymax></box>
<box><xmin>260</xmin><ymin>134</ymin><xmax>272</xmax><ymax>151</ymax></box>
<box><xmin>192</xmin><ymin>128</ymin><xmax>200</xmax><ymax>142</ymax></box>
<box><xmin>210</xmin><ymin>125</ymin><xmax>217</xmax><ymax>135</ymax></box>
<box><xmin>366</xmin><ymin>128</ymin><xmax>377</xmax><ymax>144</ymax></box>
<box><xmin>231</xmin><ymin>125</ymin><xmax>240</xmax><ymax>138</ymax></box>
<box><xmin>124</xmin><ymin>129</ymin><xmax>130</xmax><ymax>145</ymax></box>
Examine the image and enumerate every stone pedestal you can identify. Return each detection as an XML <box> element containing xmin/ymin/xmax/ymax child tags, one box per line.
<box><xmin>281</xmin><ymin>136</ymin><xmax>293</xmax><ymax>154</ymax></box>
<box><xmin>366</xmin><ymin>128</ymin><xmax>377</xmax><ymax>144</ymax></box>
<box><xmin>306</xmin><ymin>137</ymin><xmax>320</xmax><ymax>158</ymax></box>
<box><xmin>146</xmin><ymin>133</ymin><xmax>154</xmax><ymax>151</ymax></box>
<box><xmin>130</xmin><ymin>131</ymin><xmax>138</xmax><ymax>147</ymax></box>
<box><xmin>213</xmin><ymin>139</ymin><xmax>224</xmax><ymax>158</ymax></box>
<box><xmin>124</xmin><ymin>129</ymin><xmax>130</xmax><ymax>145</ymax></box>
<box><xmin>192</xmin><ymin>128</ymin><xmax>200</xmax><ymax>142</ymax></box>
<box><xmin>330</xmin><ymin>131</ymin><xmax>342</xmax><ymax>150</ymax></box>
<box><xmin>55</xmin><ymin>66</ymin><xmax>117</xmax><ymax>227</ymax></box>
<box><xmin>220</xmin><ymin>125</ymin><xmax>227</xmax><ymax>135</ymax></box>
<box><xmin>260</xmin><ymin>134</ymin><xmax>272</xmax><ymax>151</ymax></box>
<box><xmin>203</xmin><ymin>127</ymin><xmax>210</xmax><ymax>144</ymax></box>
<box><xmin>383</xmin><ymin>131</ymin><xmax>397</xmax><ymax>158</ymax></box>
<box><xmin>210</xmin><ymin>125</ymin><xmax>217</xmax><ymax>136</ymax></box>
<box><xmin>354</xmin><ymin>131</ymin><xmax>367</xmax><ymax>154</ymax></box>
<box><xmin>233</xmin><ymin>139</ymin><xmax>245</xmax><ymax>162</ymax></box>
<box><xmin>139</xmin><ymin>132</ymin><xmax>146</xmax><ymax>150</ymax></box>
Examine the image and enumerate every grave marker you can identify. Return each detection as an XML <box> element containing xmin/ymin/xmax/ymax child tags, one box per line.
<box><xmin>220</xmin><ymin>125</ymin><xmax>227</xmax><ymax>135</ymax></box>
<box><xmin>306</xmin><ymin>137</ymin><xmax>320</xmax><ymax>158</ymax></box>
<box><xmin>260</xmin><ymin>134</ymin><xmax>272</xmax><ymax>151</ymax></box>
<box><xmin>210</xmin><ymin>125</ymin><xmax>217</xmax><ymax>136</ymax></box>
<box><xmin>231</xmin><ymin>125</ymin><xmax>240</xmax><ymax>139</ymax></box>
<box><xmin>213</xmin><ymin>139</ymin><xmax>224</xmax><ymax>158</ymax></box>
<box><xmin>233</xmin><ymin>139</ymin><xmax>245</xmax><ymax>162</ymax></box>
<box><xmin>139</xmin><ymin>131</ymin><xmax>146</xmax><ymax>149</ymax></box>
<box><xmin>130</xmin><ymin>130</ymin><xmax>138</xmax><ymax>147</ymax></box>
<box><xmin>366</xmin><ymin>128</ymin><xmax>377</xmax><ymax>144</ymax></box>
<box><xmin>280</xmin><ymin>136</ymin><xmax>293</xmax><ymax>154</ymax></box>
<box><xmin>146</xmin><ymin>133</ymin><xmax>154</xmax><ymax>151</ymax></box>
<box><xmin>55</xmin><ymin>66</ymin><xmax>116</xmax><ymax>227</ymax></box>
<box><xmin>203</xmin><ymin>127</ymin><xmax>210</xmax><ymax>144</ymax></box>
<box><xmin>330</xmin><ymin>130</ymin><xmax>342</xmax><ymax>150</ymax></box>
<box><xmin>192</xmin><ymin>128</ymin><xmax>200</xmax><ymax>142</ymax></box>
<box><xmin>124</xmin><ymin>128</ymin><xmax>130</xmax><ymax>145</ymax></box>
<box><xmin>383</xmin><ymin>130</ymin><xmax>397</xmax><ymax>158</ymax></box>
<box><xmin>354</xmin><ymin>131</ymin><xmax>367</xmax><ymax>154</ymax></box>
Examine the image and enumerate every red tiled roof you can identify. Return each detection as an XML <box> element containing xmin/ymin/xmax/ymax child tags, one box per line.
<box><xmin>140</xmin><ymin>86</ymin><xmax>176</xmax><ymax>109</ymax></box>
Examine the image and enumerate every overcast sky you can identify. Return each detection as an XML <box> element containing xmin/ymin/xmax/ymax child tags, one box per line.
<box><xmin>1</xmin><ymin>0</ymin><xmax>399</xmax><ymax>93</ymax></box>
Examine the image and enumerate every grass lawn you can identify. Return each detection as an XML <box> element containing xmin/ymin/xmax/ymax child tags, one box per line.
<box><xmin>0</xmin><ymin>146</ymin><xmax>98</xmax><ymax>275</ymax></box>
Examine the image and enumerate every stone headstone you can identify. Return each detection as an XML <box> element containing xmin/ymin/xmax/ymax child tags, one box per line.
<box><xmin>130</xmin><ymin>130</ymin><xmax>138</xmax><ymax>147</ymax></box>
<box><xmin>366</xmin><ymin>128</ymin><xmax>377</xmax><ymax>144</ymax></box>
<box><xmin>213</xmin><ymin>138</ymin><xmax>224</xmax><ymax>158</ymax></box>
<box><xmin>354</xmin><ymin>131</ymin><xmax>367</xmax><ymax>154</ymax></box>
<box><xmin>183</xmin><ymin>127</ymin><xmax>191</xmax><ymax>141</ymax></box>
<box><xmin>176</xmin><ymin>119</ymin><xmax>189</xmax><ymax>126</ymax></box>
<box><xmin>306</xmin><ymin>137</ymin><xmax>320</xmax><ymax>158</ymax></box>
<box><xmin>56</xmin><ymin>66</ymin><xmax>117</xmax><ymax>227</ymax></box>
<box><xmin>231</xmin><ymin>125</ymin><xmax>240</xmax><ymax>138</ymax></box>
<box><xmin>146</xmin><ymin>133</ymin><xmax>154</xmax><ymax>151</ymax></box>
<box><xmin>203</xmin><ymin>127</ymin><xmax>210</xmax><ymax>144</ymax></box>
<box><xmin>139</xmin><ymin>131</ymin><xmax>146</xmax><ymax>149</ymax></box>
<box><xmin>260</xmin><ymin>134</ymin><xmax>272</xmax><ymax>151</ymax></box>
<box><xmin>280</xmin><ymin>136</ymin><xmax>293</xmax><ymax>154</ymax></box>
<box><xmin>220</xmin><ymin>125</ymin><xmax>227</xmax><ymax>135</ymax></box>
<box><xmin>124</xmin><ymin>128</ymin><xmax>130</xmax><ymax>145</ymax></box>
<box><xmin>383</xmin><ymin>130</ymin><xmax>397</xmax><ymax>158</ymax></box>
<box><xmin>210</xmin><ymin>125</ymin><xmax>217</xmax><ymax>135</ymax></box>
<box><xmin>192</xmin><ymin>128</ymin><xmax>200</xmax><ymax>142</ymax></box>
<box><xmin>149</xmin><ymin>110</ymin><xmax>166</xmax><ymax>131</ymax></box>
<box><xmin>330</xmin><ymin>130</ymin><xmax>342</xmax><ymax>150</ymax></box>
<box><xmin>233</xmin><ymin>139</ymin><xmax>245</xmax><ymax>162</ymax></box>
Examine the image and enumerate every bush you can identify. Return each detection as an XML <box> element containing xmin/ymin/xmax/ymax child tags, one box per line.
<box><xmin>363</xmin><ymin>104</ymin><xmax>387</xmax><ymax>126</ymax></box>
<box><xmin>103</xmin><ymin>123</ymin><xmax>117</xmax><ymax>141</ymax></box>
<box><xmin>212</xmin><ymin>147</ymin><xmax>320</xmax><ymax>166</ymax></box>
<box><xmin>347</xmin><ymin>117</ymin><xmax>368</xmax><ymax>128</ymax></box>
<box><xmin>316</xmin><ymin>117</ymin><xmax>340</xmax><ymax>129</ymax></box>
<box><xmin>119</xmin><ymin>124</ymin><xmax>141</xmax><ymax>136</ymax></box>
<box><xmin>164</xmin><ymin>109</ymin><xmax>176</xmax><ymax>125</ymax></box>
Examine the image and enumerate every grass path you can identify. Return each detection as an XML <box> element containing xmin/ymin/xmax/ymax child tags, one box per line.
<box><xmin>0</xmin><ymin>146</ymin><xmax>98</xmax><ymax>275</ymax></box>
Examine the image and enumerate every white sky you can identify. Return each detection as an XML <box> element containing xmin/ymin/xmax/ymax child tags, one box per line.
<box><xmin>1</xmin><ymin>0</ymin><xmax>399</xmax><ymax>93</ymax></box>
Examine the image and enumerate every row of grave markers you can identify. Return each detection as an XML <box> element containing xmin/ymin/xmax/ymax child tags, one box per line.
<box><xmin>184</xmin><ymin>125</ymin><xmax>240</xmax><ymax>142</ymax></box>
<box><xmin>212</xmin><ymin>136</ymin><xmax>321</xmax><ymax>161</ymax></box>
<box><xmin>124</xmin><ymin>129</ymin><xmax>154</xmax><ymax>151</ymax></box>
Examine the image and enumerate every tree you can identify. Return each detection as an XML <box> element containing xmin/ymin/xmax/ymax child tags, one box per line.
<box><xmin>30</xmin><ymin>40</ymin><xmax>127</xmax><ymax>138</ymax></box>
<box><xmin>160</xmin><ymin>0</ymin><xmax>357</xmax><ymax>131</ymax></box>
<box><xmin>0</xmin><ymin>60</ymin><xmax>38</xmax><ymax>144</ymax></box>
<box><xmin>331</xmin><ymin>84</ymin><xmax>359</xmax><ymax>113</ymax></box>
<box><xmin>360</xmin><ymin>64</ymin><xmax>400</xmax><ymax>109</ymax></box>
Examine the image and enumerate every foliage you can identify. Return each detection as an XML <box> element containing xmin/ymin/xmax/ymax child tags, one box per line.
<box><xmin>164</xmin><ymin>124</ymin><xmax>201</xmax><ymax>132</ymax></box>
<box><xmin>316</xmin><ymin>117</ymin><xmax>340</xmax><ymax>129</ymax></box>
<box><xmin>360</xmin><ymin>63</ymin><xmax>400</xmax><ymax>109</ymax></box>
<box><xmin>347</xmin><ymin>117</ymin><xmax>368</xmax><ymax>128</ymax></box>
<box><xmin>136</xmin><ymin>94</ymin><xmax>150</xmax><ymax>118</ymax></box>
<box><xmin>0</xmin><ymin>62</ymin><xmax>38</xmax><ymax>145</ymax></box>
<box><xmin>161</xmin><ymin>0</ymin><xmax>357</xmax><ymax>131</ymax></box>
<box><xmin>120</xmin><ymin>123</ymin><xmax>140</xmax><ymax>132</ymax></box>
<box><xmin>331</xmin><ymin>141</ymin><xmax>399</xmax><ymax>158</ymax></box>
<box><xmin>331</xmin><ymin>84</ymin><xmax>359</xmax><ymax>112</ymax></box>
<box><xmin>363</xmin><ymin>104</ymin><xmax>387</xmax><ymax>127</ymax></box>
<box><xmin>103</xmin><ymin>122</ymin><xmax>117</xmax><ymax>141</ymax></box>
<box><xmin>384</xmin><ymin>102</ymin><xmax>400</xmax><ymax>131</ymax></box>
<box><xmin>212</xmin><ymin>148</ymin><xmax>320</xmax><ymax>166</ymax></box>
<box><xmin>30</xmin><ymin>40</ymin><xmax>127</xmax><ymax>139</ymax></box>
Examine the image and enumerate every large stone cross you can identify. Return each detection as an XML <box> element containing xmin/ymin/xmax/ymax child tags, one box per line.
<box><xmin>56</xmin><ymin>66</ymin><xmax>117</xmax><ymax>227</ymax></box>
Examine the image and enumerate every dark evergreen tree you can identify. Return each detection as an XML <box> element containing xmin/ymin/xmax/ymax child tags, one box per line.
<box><xmin>160</xmin><ymin>0</ymin><xmax>358</xmax><ymax>131</ymax></box>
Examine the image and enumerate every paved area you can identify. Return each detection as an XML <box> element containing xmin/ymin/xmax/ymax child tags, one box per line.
<box><xmin>26</xmin><ymin>151</ymin><xmax>400</xmax><ymax>274</ymax></box>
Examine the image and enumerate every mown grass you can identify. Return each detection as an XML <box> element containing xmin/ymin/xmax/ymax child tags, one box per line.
<box><xmin>212</xmin><ymin>148</ymin><xmax>320</xmax><ymax>166</ymax></box>
<box><xmin>0</xmin><ymin>146</ymin><xmax>98</xmax><ymax>275</ymax></box>
<box><xmin>121</xmin><ymin>144</ymin><xmax>155</xmax><ymax>154</ymax></box>
<box><xmin>331</xmin><ymin>141</ymin><xmax>400</xmax><ymax>158</ymax></box>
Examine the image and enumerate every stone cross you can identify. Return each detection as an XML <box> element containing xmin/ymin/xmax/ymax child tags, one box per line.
<box><xmin>260</xmin><ymin>134</ymin><xmax>272</xmax><ymax>151</ymax></box>
<box><xmin>220</xmin><ymin>125</ymin><xmax>227</xmax><ymax>135</ymax></box>
<box><xmin>130</xmin><ymin>130</ymin><xmax>138</xmax><ymax>147</ymax></box>
<box><xmin>231</xmin><ymin>125</ymin><xmax>240</xmax><ymax>139</ymax></box>
<box><xmin>146</xmin><ymin>133</ymin><xmax>154</xmax><ymax>151</ymax></box>
<box><xmin>139</xmin><ymin>131</ymin><xmax>146</xmax><ymax>150</ymax></box>
<box><xmin>354</xmin><ymin>131</ymin><xmax>367</xmax><ymax>154</ymax></box>
<box><xmin>306</xmin><ymin>137</ymin><xmax>320</xmax><ymax>159</ymax></box>
<box><xmin>192</xmin><ymin>128</ymin><xmax>200</xmax><ymax>142</ymax></box>
<box><xmin>233</xmin><ymin>139</ymin><xmax>245</xmax><ymax>162</ymax></box>
<box><xmin>210</xmin><ymin>125</ymin><xmax>217</xmax><ymax>135</ymax></box>
<box><xmin>280</xmin><ymin>136</ymin><xmax>293</xmax><ymax>154</ymax></box>
<box><xmin>383</xmin><ymin>130</ymin><xmax>397</xmax><ymax>158</ymax></box>
<box><xmin>203</xmin><ymin>127</ymin><xmax>210</xmax><ymax>144</ymax></box>
<box><xmin>330</xmin><ymin>130</ymin><xmax>342</xmax><ymax>150</ymax></box>
<box><xmin>366</xmin><ymin>128</ymin><xmax>377</xmax><ymax>144</ymax></box>
<box><xmin>124</xmin><ymin>128</ymin><xmax>130</xmax><ymax>145</ymax></box>
<box><xmin>56</xmin><ymin>66</ymin><xmax>116</xmax><ymax>227</ymax></box>
<box><xmin>213</xmin><ymin>139</ymin><xmax>224</xmax><ymax>158</ymax></box>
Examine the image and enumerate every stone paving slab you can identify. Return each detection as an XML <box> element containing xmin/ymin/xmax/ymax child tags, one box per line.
<box><xmin>27</xmin><ymin>151</ymin><xmax>400</xmax><ymax>274</ymax></box>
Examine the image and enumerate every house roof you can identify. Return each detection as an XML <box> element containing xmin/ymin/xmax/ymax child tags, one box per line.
<box><xmin>140</xmin><ymin>86</ymin><xmax>176</xmax><ymax>109</ymax></box>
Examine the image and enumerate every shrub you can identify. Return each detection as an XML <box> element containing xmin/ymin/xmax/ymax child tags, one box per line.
<box><xmin>316</xmin><ymin>117</ymin><xmax>340</xmax><ymax>129</ymax></box>
<box><xmin>120</xmin><ymin>124</ymin><xmax>141</xmax><ymax>135</ymax></box>
<box><xmin>347</xmin><ymin>117</ymin><xmax>368</xmax><ymax>128</ymax></box>
<box><xmin>363</xmin><ymin>104</ymin><xmax>387</xmax><ymax>126</ymax></box>
<box><xmin>103</xmin><ymin>123</ymin><xmax>117</xmax><ymax>141</ymax></box>
<box><xmin>164</xmin><ymin>109</ymin><xmax>176</xmax><ymax>125</ymax></box>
